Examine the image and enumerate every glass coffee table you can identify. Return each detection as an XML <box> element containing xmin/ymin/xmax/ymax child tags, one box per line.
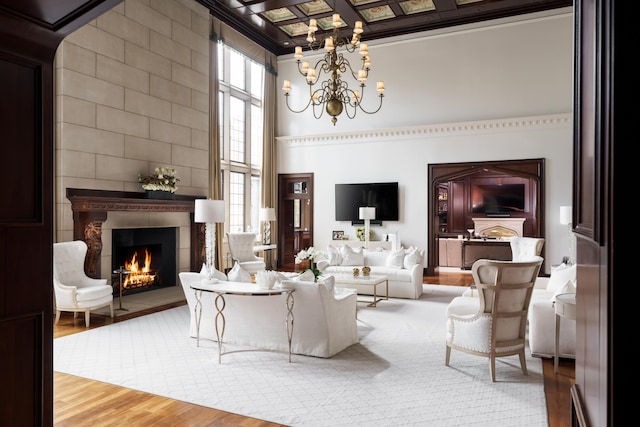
<box><xmin>332</xmin><ymin>274</ymin><xmax>389</xmax><ymax>307</ymax></box>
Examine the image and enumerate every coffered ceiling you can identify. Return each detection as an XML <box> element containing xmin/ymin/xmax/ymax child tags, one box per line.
<box><xmin>196</xmin><ymin>0</ymin><xmax>572</xmax><ymax>56</ymax></box>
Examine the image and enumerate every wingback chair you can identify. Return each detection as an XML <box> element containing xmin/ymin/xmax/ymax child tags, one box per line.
<box><xmin>509</xmin><ymin>236</ymin><xmax>545</xmax><ymax>261</ymax></box>
<box><xmin>53</xmin><ymin>240</ymin><xmax>114</xmax><ymax>327</ymax></box>
<box><xmin>445</xmin><ymin>257</ymin><xmax>543</xmax><ymax>381</ymax></box>
<box><xmin>226</xmin><ymin>232</ymin><xmax>266</xmax><ymax>275</ymax></box>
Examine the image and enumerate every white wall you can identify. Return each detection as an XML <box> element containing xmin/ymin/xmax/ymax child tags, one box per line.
<box><xmin>276</xmin><ymin>9</ymin><xmax>574</xmax><ymax>274</ymax></box>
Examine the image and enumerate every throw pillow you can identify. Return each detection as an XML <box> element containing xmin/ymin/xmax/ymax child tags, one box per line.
<box><xmin>546</xmin><ymin>263</ymin><xmax>577</xmax><ymax>292</ymax></box>
<box><xmin>227</xmin><ymin>262</ymin><xmax>251</xmax><ymax>282</ymax></box>
<box><xmin>294</xmin><ymin>269</ymin><xmax>316</xmax><ymax>282</ymax></box>
<box><xmin>199</xmin><ymin>263</ymin><xmax>227</xmax><ymax>281</ymax></box>
<box><xmin>385</xmin><ymin>248</ymin><xmax>405</xmax><ymax>269</ymax></box>
<box><xmin>327</xmin><ymin>244</ymin><xmax>343</xmax><ymax>266</ymax></box>
<box><xmin>340</xmin><ymin>245</ymin><xmax>364</xmax><ymax>266</ymax></box>
<box><xmin>403</xmin><ymin>247</ymin><xmax>420</xmax><ymax>269</ymax></box>
<box><xmin>551</xmin><ymin>279</ymin><xmax>577</xmax><ymax>302</ymax></box>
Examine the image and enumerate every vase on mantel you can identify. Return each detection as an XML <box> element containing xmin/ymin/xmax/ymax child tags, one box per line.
<box><xmin>145</xmin><ymin>190</ymin><xmax>175</xmax><ymax>200</ymax></box>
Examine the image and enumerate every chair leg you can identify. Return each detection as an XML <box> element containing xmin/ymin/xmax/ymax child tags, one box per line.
<box><xmin>445</xmin><ymin>345</ymin><xmax>451</xmax><ymax>366</ymax></box>
<box><xmin>519</xmin><ymin>350</ymin><xmax>528</xmax><ymax>376</ymax></box>
<box><xmin>85</xmin><ymin>310</ymin><xmax>91</xmax><ymax>327</ymax></box>
<box><xmin>489</xmin><ymin>356</ymin><xmax>496</xmax><ymax>382</ymax></box>
<box><xmin>55</xmin><ymin>310</ymin><xmax>61</xmax><ymax>324</ymax></box>
<box><xmin>109</xmin><ymin>301</ymin><xmax>114</xmax><ymax>319</ymax></box>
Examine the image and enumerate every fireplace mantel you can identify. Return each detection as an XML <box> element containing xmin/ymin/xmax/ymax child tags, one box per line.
<box><xmin>66</xmin><ymin>188</ymin><xmax>205</xmax><ymax>278</ymax></box>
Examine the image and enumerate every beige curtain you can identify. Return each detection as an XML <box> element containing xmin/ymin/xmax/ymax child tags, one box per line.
<box><xmin>209</xmin><ymin>19</ymin><xmax>223</xmax><ymax>270</ymax></box>
<box><xmin>261</xmin><ymin>50</ymin><xmax>278</xmax><ymax>267</ymax></box>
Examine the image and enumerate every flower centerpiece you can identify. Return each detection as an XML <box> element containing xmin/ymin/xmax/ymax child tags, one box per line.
<box><xmin>355</xmin><ymin>226</ymin><xmax>372</xmax><ymax>242</ymax></box>
<box><xmin>138</xmin><ymin>167</ymin><xmax>180</xmax><ymax>198</ymax></box>
<box><xmin>295</xmin><ymin>246</ymin><xmax>328</xmax><ymax>282</ymax></box>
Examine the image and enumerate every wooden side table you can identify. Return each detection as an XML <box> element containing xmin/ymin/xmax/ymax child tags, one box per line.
<box><xmin>554</xmin><ymin>292</ymin><xmax>576</xmax><ymax>373</ymax></box>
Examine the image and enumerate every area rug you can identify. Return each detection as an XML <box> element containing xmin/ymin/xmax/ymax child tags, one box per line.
<box><xmin>54</xmin><ymin>285</ymin><xmax>547</xmax><ymax>426</ymax></box>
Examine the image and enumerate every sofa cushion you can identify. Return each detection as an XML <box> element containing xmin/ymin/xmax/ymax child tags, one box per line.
<box><xmin>199</xmin><ymin>263</ymin><xmax>228</xmax><ymax>281</ymax></box>
<box><xmin>547</xmin><ymin>263</ymin><xmax>577</xmax><ymax>292</ymax></box>
<box><xmin>403</xmin><ymin>247</ymin><xmax>424</xmax><ymax>269</ymax></box>
<box><xmin>228</xmin><ymin>262</ymin><xmax>251</xmax><ymax>282</ymax></box>
<box><xmin>385</xmin><ymin>249</ymin><xmax>405</xmax><ymax>269</ymax></box>
<box><xmin>551</xmin><ymin>279</ymin><xmax>576</xmax><ymax>302</ymax></box>
<box><xmin>295</xmin><ymin>269</ymin><xmax>316</xmax><ymax>282</ymax></box>
<box><xmin>340</xmin><ymin>245</ymin><xmax>364</xmax><ymax>265</ymax></box>
<box><xmin>327</xmin><ymin>245</ymin><xmax>343</xmax><ymax>266</ymax></box>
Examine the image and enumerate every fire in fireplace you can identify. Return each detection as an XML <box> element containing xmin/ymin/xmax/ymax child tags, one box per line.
<box><xmin>112</xmin><ymin>227</ymin><xmax>177</xmax><ymax>296</ymax></box>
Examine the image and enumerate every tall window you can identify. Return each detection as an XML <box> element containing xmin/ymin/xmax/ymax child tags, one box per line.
<box><xmin>218</xmin><ymin>43</ymin><xmax>264</xmax><ymax>236</ymax></box>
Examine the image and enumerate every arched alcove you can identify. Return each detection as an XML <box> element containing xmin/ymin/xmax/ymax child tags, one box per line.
<box><xmin>426</xmin><ymin>158</ymin><xmax>545</xmax><ymax>274</ymax></box>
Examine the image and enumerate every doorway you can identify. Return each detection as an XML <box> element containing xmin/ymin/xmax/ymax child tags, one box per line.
<box><xmin>278</xmin><ymin>173</ymin><xmax>314</xmax><ymax>270</ymax></box>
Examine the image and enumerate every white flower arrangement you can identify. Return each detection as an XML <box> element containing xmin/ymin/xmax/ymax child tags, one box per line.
<box><xmin>138</xmin><ymin>167</ymin><xmax>179</xmax><ymax>193</ymax></box>
<box><xmin>295</xmin><ymin>247</ymin><xmax>328</xmax><ymax>263</ymax></box>
<box><xmin>295</xmin><ymin>247</ymin><xmax>327</xmax><ymax>282</ymax></box>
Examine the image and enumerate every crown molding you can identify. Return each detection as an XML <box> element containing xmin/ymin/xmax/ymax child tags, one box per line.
<box><xmin>276</xmin><ymin>113</ymin><xmax>572</xmax><ymax>147</ymax></box>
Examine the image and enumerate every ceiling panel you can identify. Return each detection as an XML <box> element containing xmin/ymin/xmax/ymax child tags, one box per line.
<box><xmin>197</xmin><ymin>0</ymin><xmax>572</xmax><ymax>56</ymax></box>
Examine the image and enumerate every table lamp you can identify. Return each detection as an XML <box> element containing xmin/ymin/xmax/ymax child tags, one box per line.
<box><xmin>195</xmin><ymin>199</ymin><xmax>225</xmax><ymax>283</ymax></box>
<box><xmin>559</xmin><ymin>205</ymin><xmax>573</xmax><ymax>264</ymax></box>
<box><xmin>259</xmin><ymin>207</ymin><xmax>276</xmax><ymax>245</ymax></box>
<box><xmin>359</xmin><ymin>207</ymin><xmax>376</xmax><ymax>249</ymax></box>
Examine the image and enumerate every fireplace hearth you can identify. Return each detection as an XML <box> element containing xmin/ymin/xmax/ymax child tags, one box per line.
<box><xmin>112</xmin><ymin>227</ymin><xmax>177</xmax><ymax>296</ymax></box>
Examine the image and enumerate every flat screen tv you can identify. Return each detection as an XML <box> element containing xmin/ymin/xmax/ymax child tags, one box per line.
<box><xmin>335</xmin><ymin>182</ymin><xmax>399</xmax><ymax>222</ymax></box>
<box><xmin>471</xmin><ymin>183</ymin><xmax>525</xmax><ymax>214</ymax></box>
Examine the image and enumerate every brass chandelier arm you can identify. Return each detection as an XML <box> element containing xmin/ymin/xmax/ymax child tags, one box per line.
<box><xmin>283</xmin><ymin>92</ymin><xmax>316</xmax><ymax>114</ymax></box>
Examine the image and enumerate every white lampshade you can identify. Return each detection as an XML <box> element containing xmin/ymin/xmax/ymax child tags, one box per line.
<box><xmin>259</xmin><ymin>207</ymin><xmax>276</xmax><ymax>221</ymax></box>
<box><xmin>559</xmin><ymin>205</ymin><xmax>572</xmax><ymax>225</ymax></box>
<box><xmin>359</xmin><ymin>207</ymin><xmax>376</xmax><ymax>220</ymax></box>
<box><xmin>194</xmin><ymin>199</ymin><xmax>225</xmax><ymax>223</ymax></box>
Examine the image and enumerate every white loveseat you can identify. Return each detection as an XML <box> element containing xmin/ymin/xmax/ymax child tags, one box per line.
<box><xmin>316</xmin><ymin>244</ymin><xmax>424</xmax><ymax>299</ymax></box>
<box><xmin>178</xmin><ymin>272</ymin><xmax>358</xmax><ymax>358</ymax></box>
<box><xmin>528</xmin><ymin>263</ymin><xmax>577</xmax><ymax>358</ymax></box>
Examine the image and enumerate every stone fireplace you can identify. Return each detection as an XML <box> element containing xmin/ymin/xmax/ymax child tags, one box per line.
<box><xmin>66</xmin><ymin>188</ymin><xmax>206</xmax><ymax>284</ymax></box>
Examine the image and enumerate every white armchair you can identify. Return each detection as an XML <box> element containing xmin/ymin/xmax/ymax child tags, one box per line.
<box><xmin>463</xmin><ymin>236</ymin><xmax>544</xmax><ymax>298</ymax></box>
<box><xmin>445</xmin><ymin>258</ymin><xmax>542</xmax><ymax>381</ymax></box>
<box><xmin>226</xmin><ymin>232</ymin><xmax>266</xmax><ymax>275</ymax></box>
<box><xmin>178</xmin><ymin>272</ymin><xmax>358</xmax><ymax>358</ymax></box>
<box><xmin>53</xmin><ymin>240</ymin><xmax>114</xmax><ymax>327</ymax></box>
<box><xmin>509</xmin><ymin>236</ymin><xmax>545</xmax><ymax>261</ymax></box>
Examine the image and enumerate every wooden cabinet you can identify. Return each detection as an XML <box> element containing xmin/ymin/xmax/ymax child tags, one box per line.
<box><xmin>461</xmin><ymin>240</ymin><xmax>511</xmax><ymax>270</ymax></box>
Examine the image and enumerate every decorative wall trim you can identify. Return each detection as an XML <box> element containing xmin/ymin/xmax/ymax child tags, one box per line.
<box><xmin>276</xmin><ymin>113</ymin><xmax>571</xmax><ymax>146</ymax></box>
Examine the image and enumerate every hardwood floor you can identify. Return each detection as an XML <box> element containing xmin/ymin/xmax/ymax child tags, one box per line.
<box><xmin>53</xmin><ymin>270</ymin><xmax>574</xmax><ymax>426</ymax></box>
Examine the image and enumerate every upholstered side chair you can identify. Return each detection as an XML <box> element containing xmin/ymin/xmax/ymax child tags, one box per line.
<box><xmin>226</xmin><ymin>232</ymin><xmax>266</xmax><ymax>275</ymax></box>
<box><xmin>53</xmin><ymin>240</ymin><xmax>114</xmax><ymax>327</ymax></box>
<box><xmin>509</xmin><ymin>236</ymin><xmax>545</xmax><ymax>261</ymax></box>
<box><xmin>445</xmin><ymin>257</ymin><xmax>543</xmax><ymax>381</ymax></box>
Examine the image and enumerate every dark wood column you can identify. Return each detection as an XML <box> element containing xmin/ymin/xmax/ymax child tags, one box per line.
<box><xmin>66</xmin><ymin>188</ymin><xmax>205</xmax><ymax>278</ymax></box>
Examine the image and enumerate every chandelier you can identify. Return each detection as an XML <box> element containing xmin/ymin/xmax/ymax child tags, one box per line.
<box><xmin>281</xmin><ymin>9</ymin><xmax>384</xmax><ymax>125</ymax></box>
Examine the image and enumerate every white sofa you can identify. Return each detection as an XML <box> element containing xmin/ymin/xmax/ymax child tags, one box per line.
<box><xmin>316</xmin><ymin>244</ymin><xmax>424</xmax><ymax>299</ymax></box>
<box><xmin>527</xmin><ymin>263</ymin><xmax>577</xmax><ymax>358</ymax></box>
<box><xmin>178</xmin><ymin>272</ymin><xmax>359</xmax><ymax>358</ymax></box>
